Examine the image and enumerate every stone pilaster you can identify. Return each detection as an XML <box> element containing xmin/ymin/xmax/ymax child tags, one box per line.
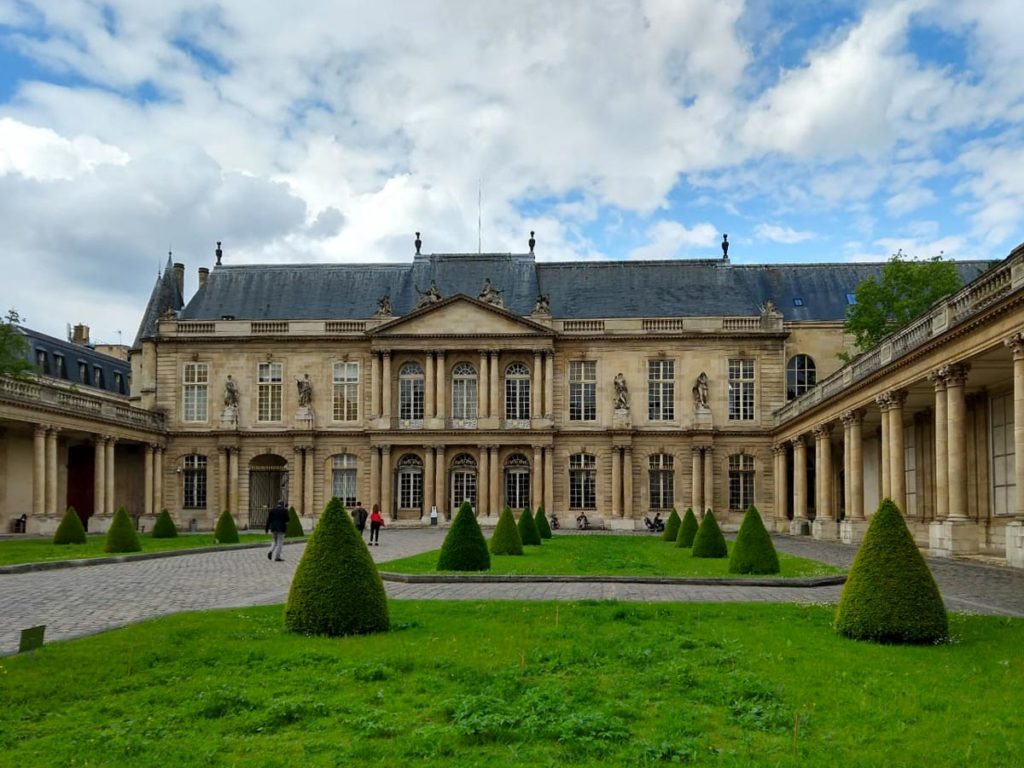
<box><xmin>532</xmin><ymin>445</ymin><xmax>543</xmax><ymax>514</ymax></box>
<box><xmin>304</xmin><ymin>444</ymin><xmax>315</xmax><ymax>519</ymax></box>
<box><xmin>543</xmin><ymin>448</ymin><xmax>554</xmax><ymax>518</ymax></box>
<box><xmin>1004</xmin><ymin>333</ymin><xmax>1024</xmax><ymax>567</ymax></box>
<box><xmin>812</xmin><ymin>423</ymin><xmax>837</xmax><ymax>540</ymax></box>
<box><xmin>434</xmin><ymin>445</ymin><xmax>446</xmax><ymax>518</ymax></box>
<box><xmin>46</xmin><ymin>427</ymin><xmax>60</xmax><ymax>517</ymax></box>
<box><xmin>876</xmin><ymin>393</ymin><xmax>891</xmax><ymax>501</ymax></box>
<box><xmin>479</xmin><ymin>351</ymin><xmax>489</xmax><ymax>419</ymax></box>
<box><xmin>623</xmin><ymin>447</ymin><xmax>634</xmax><ymax>518</ymax></box>
<box><xmin>425</xmin><ymin>353</ymin><xmax>435</xmax><ymax>421</ymax></box>
<box><xmin>436</xmin><ymin>352</ymin><xmax>447</xmax><ymax>421</ymax></box>
<box><xmin>478</xmin><ymin>446</ymin><xmax>489</xmax><ymax>516</ymax></box>
<box><xmin>381</xmin><ymin>352</ymin><xmax>392</xmax><ymax>421</ymax></box>
<box><xmin>104</xmin><ymin>436</ymin><xmax>115</xmax><ymax>515</ymax></box>
<box><xmin>840</xmin><ymin>410</ymin><xmax>867</xmax><ymax>544</ymax></box>
<box><xmin>33</xmin><ymin>426</ymin><xmax>46</xmax><ymax>518</ymax></box>
<box><xmin>91</xmin><ymin>434</ymin><xmax>105</xmax><ymax>524</ymax></box>
<box><xmin>931</xmin><ymin>363</ymin><xmax>977</xmax><ymax>556</ymax></box>
<box><xmin>533</xmin><ymin>352</ymin><xmax>543</xmax><ymax>419</ymax></box>
<box><xmin>611</xmin><ymin>447</ymin><xmax>621</xmax><ymax>518</ymax></box>
<box><xmin>772</xmin><ymin>444</ymin><xmax>788</xmax><ymax>533</ymax></box>
<box><xmin>292</xmin><ymin>447</ymin><xmax>305</xmax><ymax>515</ymax></box>
<box><xmin>544</xmin><ymin>352</ymin><xmax>554</xmax><ymax>419</ymax></box>
<box><xmin>691</xmin><ymin>446</ymin><xmax>702</xmax><ymax>513</ymax></box>
<box><xmin>489</xmin><ymin>446</ymin><xmax>500</xmax><ymax>517</ymax></box>
<box><xmin>144</xmin><ymin>445</ymin><xmax>154</xmax><ymax>518</ymax></box>
<box><xmin>370</xmin><ymin>353</ymin><xmax>381</xmax><ymax>418</ymax></box>
<box><xmin>424</xmin><ymin>448</ymin><xmax>435</xmax><ymax>519</ymax></box>
<box><xmin>791</xmin><ymin>435</ymin><xmax>808</xmax><ymax>534</ymax></box>
<box><xmin>888</xmin><ymin>389</ymin><xmax>908</xmax><ymax>514</ymax></box>
<box><xmin>380</xmin><ymin>445</ymin><xmax>392</xmax><ymax>520</ymax></box>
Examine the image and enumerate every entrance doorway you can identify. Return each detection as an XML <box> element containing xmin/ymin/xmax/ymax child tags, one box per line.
<box><xmin>249</xmin><ymin>454</ymin><xmax>288</xmax><ymax>529</ymax></box>
<box><xmin>66</xmin><ymin>444</ymin><xmax>95</xmax><ymax>529</ymax></box>
<box><xmin>449</xmin><ymin>453</ymin><xmax>478</xmax><ymax>516</ymax></box>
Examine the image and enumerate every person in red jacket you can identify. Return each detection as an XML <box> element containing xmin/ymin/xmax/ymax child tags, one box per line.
<box><xmin>368</xmin><ymin>504</ymin><xmax>384</xmax><ymax>546</ymax></box>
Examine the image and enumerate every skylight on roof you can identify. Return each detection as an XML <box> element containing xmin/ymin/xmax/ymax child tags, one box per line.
<box><xmin>846</xmin><ymin>293</ymin><xmax>856</xmax><ymax>305</ymax></box>
<box><xmin>793</xmin><ymin>298</ymin><xmax>804</xmax><ymax>307</ymax></box>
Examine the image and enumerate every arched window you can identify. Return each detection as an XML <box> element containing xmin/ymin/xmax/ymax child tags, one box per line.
<box><xmin>786</xmin><ymin>354</ymin><xmax>816</xmax><ymax>400</ymax></box>
<box><xmin>728</xmin><ymin>454</ymin><xmax>755</xmax><ymax>511</ymax></box>
<box><xmin>397</xmin><ymin>453</ymin><xmax>423</xmax><ymax>510</ymax></box>
<box><xmin>452</xmin><ymin>362</ymin><xmax>478</xmax><ymax>422</ymax></box>
<box><xmin>450</xmin><ymin>453</ymin><xmax>477</xmax><ymax>512</ymax></box>
<box><xmin>399</xmin><ymin>362</ymin><xmax>425</xmax><ymax>421</ymax></box>
<box><xmin>504</xmin><ymin>453</ymin><xmax>531</xmax><ymax>510</ymax></box>
<box><xmin>331</xmin><ymin>454</ymin><xmax>357</xmax><ymax>507</ymax></box>
<box><xmin>182</xmin><ymin>454</ymin><xmax>207</xmax><ymax>509</ymax></box>
<box><xmin>505</xmin><ymin>362</ymin><xmax>531</xmax><ymax>421</ymax></box>
<box><xmin>569</xmin><ymin>453</ymin><xmax>596</xmax><ymax>509</ymax></box>
<box><xmin>649</xmin><ymin>454</ymin><xmax>674</xmax><ymax>510</ymax></box>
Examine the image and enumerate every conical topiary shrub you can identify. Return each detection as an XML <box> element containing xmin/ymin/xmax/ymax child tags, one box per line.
<box><xmin>535</xmin><ymin>506</ymin><xmax>552</xmax><ymax>539</ymax></box>
<box><xmin>286</xmin><ymin>506</ymin><xmax>304</xmax><ymax>537</ymax></box>
<box><xmin>104</xmin><ymin>506</ymin><xmax>141</xmax><ymax>553</ymax></box>
<box><xmin>437</xmin><ymin>500</ymin><xmax>491</xmax><ymax>571</ymax></box>
<box><xmin>53</xmin><ymin>506</ymin><xmax>87</xmax><ymax>545</ymax></box>
<box><xmin>691</xmin><ymin>509</ymin><xmax>727</xmax><ymax>558</ymax></box>
<box><xmin>491</xmin><ymin>506</ymin><xmax>524</xmax><ymax>555</ymax></box>
<box><xmin>517</xmin><ymin>506</ymin><xmax>542</xmax><ymax>545</ymax></box>
<box><xmin>835</xmin><ymin>498</ymin><xmax>948</xmax><ymax>644</ymax></box>
<box><xmin>214</xmin><ymin>509</ymin><xmax>239</xmax><ymax>544</ymax></box>
<box><xmin>661</xmin><ymin>508</ymin><xmax>681</xmax><ymax>541</ymax></box>
<box><xmin>675</xmin><ymin>507</ymin><xmax>699</xmax><ymax>549</ymax></box>
<box><xmin>151</xmin><ymin>509</ymin><xmax>178</xmax><ymax>539</ymax></box>
<box><xmin>285</xmin><ymin>497</ymin><xmax>389</xmax><ymax>637</ymax></box>
<box><xmin>728</xmin><ymin>505</ymin><xmax>780</xmax><ymax>574</ymax></box>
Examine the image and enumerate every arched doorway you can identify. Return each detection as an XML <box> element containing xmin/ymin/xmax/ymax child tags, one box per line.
<box><xmin>249</xmin><ymin>453</ymin><xmax>288</xmax><ymax>529</ymax></box>
<box><xmin>449</xmin><ymin>453</ymin><xmax>478</xmax><ymax>515</ymax></box>
<box><xmin>504</xmin><ymin>453</ymin><xmax>531</xmax><ymax>511</ymax></box>
<box><xmin>395</xmin><ymin>453</ymin><xmax>423</xmax><ymax>519</ymax></box>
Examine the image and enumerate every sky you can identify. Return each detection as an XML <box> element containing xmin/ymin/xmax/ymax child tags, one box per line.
<box><xmin>1</xmin><ymin>0</ymin><xmax>1023</xmax><ymax>343</ymax></box>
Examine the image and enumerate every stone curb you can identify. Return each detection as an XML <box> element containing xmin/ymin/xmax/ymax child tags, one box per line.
<box><xmin>379</xmin><ymin>572</ymin><xmax>847</xmax><ymax>587</ymax></box>
<box><xmin>0</xmin><ymin>539</ymin><xmax>305</xmax><ymax>575</ymax></box>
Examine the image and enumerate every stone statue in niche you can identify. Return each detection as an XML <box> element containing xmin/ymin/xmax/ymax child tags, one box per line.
<box><xmin>613</xmin><ymin>372</ymin><xmax>629</xmax><ymax>410</ymax></box>
<box><xmin>223</xmin><ymin>375</ymin><xmax>240</xmax><ymax>408</ymax></box>
<box><xmin>415</xmin><ymin>280</ymin><xmax>443</xmax><ymax>308</ymax></box>
<box><xmin>375</xmin><ymin>293</ymin><xmax>393</xmax><ymax>317</ymax></box>
<box><xmin>532</xmin><ymin>293</ymin><xmax>551</xmax><ymax>315</ymax></box>
<box><xmin>478</xmin><ymin>278</ymin><xmax>504</xmax><ymax>307</ymax></box>
<box><xmin>692</xmin><ymin>372</ymin><xmax>709</xmax><ymax>410</ymax></box>
<box><xmin>296</xmin><ymin>374</ymin><xmax>313</xmax><ymax>407</ymax></box>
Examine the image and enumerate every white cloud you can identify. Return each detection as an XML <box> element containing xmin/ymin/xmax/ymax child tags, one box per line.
<box><xmin>628</xmin><ymin>220</ymin><xmax>718</xmax><ymax>260</ymax></box>
<box><xmin>884</xmin><ymin>184</ymin><xmax>937</xmax><ymax>216</ymax></box>
<box><xmin>0</xmin><ymin>118</ymin><xmax>129</xmax><ymax>180</ymax></box>
<box><xmin>755</xmin><ymin>223</ymin><xmax>815</xmax><ymax>244</ymax></box>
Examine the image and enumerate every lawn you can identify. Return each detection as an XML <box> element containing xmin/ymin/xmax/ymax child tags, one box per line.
<box><xmin>381</xmin><ymin>534</ymin><xmax>841</xmax><ymax>578</ymax></box>
<box><xmin>0</xmin><ymin>533</ymin><xmax>274</xmax><ymax>567</ymax></box>
<box><xmin>1</xmin><ymin>601</ymin><xmax>1020</xmax><ymax>767</ymax></box>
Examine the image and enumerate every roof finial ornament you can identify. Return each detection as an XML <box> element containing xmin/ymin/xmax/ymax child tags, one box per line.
<box><xmin>721</xmin><ymin>233</ymin><xmax>729</xmax><ymax>260</ymax></box>
<box><xmin>215</xmin><ymin>241</ymin><xmax>223</xmax><ymax>266</ymax></box>
<box><xmin>415</xmin><ymin>231</ymin><xmax>422</xmax><ymax>255</ymax></box>
<box><xmin>529</xmin><ymin>230</ymin><xmax>536</xmax><ymax>254</ymax></box>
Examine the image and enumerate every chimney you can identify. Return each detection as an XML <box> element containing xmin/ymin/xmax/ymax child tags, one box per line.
<box><xmin>198</xmin><ymin>267</ymin><xmax>209</xmax><ymax>289</ymax></box>
<box><xmin>72</xmin><ymin>323</ymin><xmax>90</xmax><ymax>345</ymax></box>
<box><xmin>173</xmin><ymin>262</ymin><xmax>185</xmax><ymax>297</ymax></box>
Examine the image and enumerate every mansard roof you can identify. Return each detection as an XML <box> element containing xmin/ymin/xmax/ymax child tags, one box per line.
<box><xmin>178</xmin><ymin>252</ymin><xmax>992</xmax><ymax>323</ymax></box>
<box><xmin>17</xmin><ymin>325</ymin><xmax>131</xmax><ymax>395</ymax></box>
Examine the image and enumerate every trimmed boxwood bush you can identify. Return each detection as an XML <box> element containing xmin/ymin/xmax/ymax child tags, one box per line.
<box><xmin>53</xmin><ymin>506</ymin><xmax>87</xmax><ymax>545</ymax></box>
<box><xmin>491</xmin><ymin>506</ymin><xmax>524</xmax><ymax>555</ymax></box>
<box><xmin>728</xmin><ymin>505</ymin><xmax>780</xmax><ymax>574</ymax></box>
<box><xmin>535</xmin><ymin>506</ymin><xmax>552</xmax><ymax>539</ymax></box>
<box><xmin>286</xmin><ymin>506</ymin><xmax>304</xmax><ymax>537</ymax></box>
<box><xmin>151</xmin><ymin>509</ymin><xmax>178</xmax><ymax>539</ymax></box>
<box><xmin>691</xmin><ymin>509</ymin><xmax>727</xmax><ymax>558</ymax></box>
<box><xmin>675</xmin><ymin>507</ymin><xmax>699</xmax><ymax>549</ymax></box>
<box><xmin>104</xmin><ymin>506</ymin><xmax>141</xmax><ymax>553</ymax></box>
<box><xmin>437</xmin><ymin>500</ymin><xmax>491</xmax><ymax>571</ymax></box>
<box><xmin>214</xmin><ymin>509</ymin><xmax>240</xmax><ymax>544</ymax></box>
<box><xmin>835</xmin><ymin>498</ymin><xmax>948</xmax><ymax>644</ymax></box>
<box><xmin>517</xmin><ymin>506</ymin><xmax>542</xmax><ymax>545</ymax></box>
<box><xmin>285</xmin><ymin>497</ymin><xmax>389</xmax><ymax>637</ymax></box>
<box><xmin>661</xmin><ymin>508</ymin><xmax>681</xmax><ymax>541</ymax></box>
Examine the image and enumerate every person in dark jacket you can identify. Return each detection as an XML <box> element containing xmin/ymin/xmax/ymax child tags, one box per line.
<box><xmin>352</xmin><ymin>501</ymin><xmax>369</xmax><ymax>538</ymax></box>
<box><xmin>266</xmin><ymin>500</ymin><xmax>289</xmax><ymax>561</ymax></box>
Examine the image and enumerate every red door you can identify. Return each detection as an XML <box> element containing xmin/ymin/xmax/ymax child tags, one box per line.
<box><xmin>66</xmin><ymin>445</ymin><xmax>95</xmax><ymax>530</ymax></box>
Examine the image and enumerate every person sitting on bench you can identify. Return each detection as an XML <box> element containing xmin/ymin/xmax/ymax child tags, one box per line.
<box><xmin>576</xmin><ymin>512</ymin><xmax>589</xmax><ymax>530</ymax></box>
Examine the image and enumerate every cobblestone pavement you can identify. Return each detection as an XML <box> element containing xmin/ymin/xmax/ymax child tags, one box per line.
<box><xmin>2</xmin><ymin>530</ymin><xmax>1021</xmax><ymax>655</ymax></box>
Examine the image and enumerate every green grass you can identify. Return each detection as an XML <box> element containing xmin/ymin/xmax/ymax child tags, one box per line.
<box><xmin>382</xmin><ymin>534</ymin><xmax>840</xmax><ymax>578</ymax></box>
<box><xmin>1</xmin><ymin>602</ymin><xmax>1021</xmax><ymax>767</ymax></box>
<box><xmin>0</xmin><ymin>533</ymin><xmax>272</xmax><ymax>566</ymax></box>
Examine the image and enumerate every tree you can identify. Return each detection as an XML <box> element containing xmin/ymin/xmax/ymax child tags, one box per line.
<box><xmin>0</xmin><ymin>309</ymin><xmax>33</xmax><ymax>378</ymax></box>
<box><xmin>728</xmin><ymin>505</ymin><xmax>780</xmax><ymax>575</ymax></box>
<box><xmin>286</xmin><ymin>506</ymin><xmax>304</xmax><ymax>537</ymax></box>
<box><xmin>675</xmin><ymin>508</ymin><xmax>699</xmax><ymax>549</ymax></box>
<box><xmin>534</xmin><ymin>505</ymin><xmax>552</xmax><ymax>539</ymax></box>
<box><xmin>691</xmin><ymin>509</ymin><xmax>727</xmax><ymax>559</ymax></box>
<box><xmin>844</xmin><ymin>252</ymin><xmax>963</xmax><ymax>355</ymax></box>
<box><xmin>661</xmin><ymin>508</ymin><xmax>681</xmax><ymax>541</ymax></box>
<box><xmin>437</xmin><ymin>500</ymin><xmax>491</xmax><ymax>571</ymax></box>
<box><xmin>104</xmin><ymin>506</ymin><xmax>142</xmax><ymax>553</ymax></box>
<box><xmin>214</xmin><ymin>509</ymin><xmax>240</xmax><ymax>544</ymax></box>
<box><xmin>517</xmin><ymin>506</ymin><xmax>542</xmax><ymax>545</ymax></box>
<box><xmin>53</xmin><ymin>507</ymin><xmax>87</xmax><ymax>545</ymax></box>
<box><xmin>490</xmin><ymin>506</ymin><xmax>524</xmax><ymax>555</ymax></box>
<box><xmin>285</xmin><ymin>497</ymin><xmax>389</xmax><ymax>637</ymax></box>
<box><xmin>152</xmin><ymin>509</ymin><xmax>178</xmax><ymax>539</ymax></box>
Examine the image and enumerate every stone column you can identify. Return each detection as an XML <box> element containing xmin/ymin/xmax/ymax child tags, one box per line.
<box><xmin>45</xmin><ymin>427</ymin><xmax>60</xmax><ymax>516</ymax></box>
<box><xmin>947</xmin><ymin>365</ymin><xmax>970</xmax><ymax>519</ymax></box>
<box><xmin>381</xmin><ymin>352</ymin><xmax>392</xmax><ymax>421</ymax></box>
<box><xmin>479</xmin><ymin>351</ymin><xmax>490</xmax><ymax>418</ymax></box>
<box><xmin>622</xmin><ymin>447</ymin><xmax>633</xmax><ymax>518</ymax></box>
<box><xmin>702</xmin><ymin>446</ymin><xmax>713</xmax><ymax>513</ymax></box>
<box><xmin>371</xmin><ymin>353</ymin><xmax>381</xmax><ymax>418</ymax></box>
<box><xmin>144</xmin><ymin>445</ymin><xmax>154</xmax><ymax>518</ymax></box>
<box><xmin>34</xmin><ymin>426</ymin><xmax>47</xmax><ymax>517</ymax></box>
<box><xmin>435</xmin><ymin>446</ymin><xmax>446</xmax><ymax>518</ymax></box>
<box><xmin>478</xmin><ymin>446</ymin><xmax>489</xmax><ymax>516</ymax></box>
<box><xmin>304</xmin><ymin>444</ymin><xmax>315</xmax><ymax>519</ymax></box>
<box><xmin>424</xmin><ymin>448</ymin><xmax>435</xmax><ymax>518</ymax></box>
<box><xmin>543</xmin><ymin>448</ymin><xmax>554</xmax><ymax>517</ymax></box>
<box><xmin>104</xmin><ymin>435</ymin><xmax>115</xmax><ymax>515</ymax></box>
<box><xmin>1006</xmin><ymin>333</ymin><xmax>1024</xmax><ymax>519</ymax></box>
<box><xmin>839</xmin><ymin>410</ymin><xmax>867</xmax><ymax>544</ymax></box>
<box><xmin>532</xmin><ymin>352</ymin><xmax>542</xmax><ymax>419</ymax></box>
<box><xmin>293</xmin><ymin>447</ymin><xmax>305</xmax><ymax>515</ymax></box>
<box><xmin>425</xmin><ymin>353</ymin><xmax>436</xmax><ymax>420</ymax></box>
<box><xmin>489</xmin><ymin>446</ymin><xmax>500</xmax><ymax>516</ymax></box>
<box><xmin>812</xmin><ymin>423</ymin><xmax>836</xmax><ymax>539</ymax></box>
<box><xmin>611</xmin><ymin>446</ymin><xmax>622</xmax><ymax>518</ymax></box>
<box><xmin>380</xmin><ymin>445</ymin><xmax>392</xmax><ymax>520</ymax></box>
<box><xmin>228</xmin><ymin>447</ymin><xmax>240</xmax><ymax>521</ymax></box>
<box><xmin>544</xmin><ymin>352</ymin><xmax>554</xmax><ymax>419</ymax></box>
<box><xmin>369</xmin><ymin>447</ymin><xmax>380</xmax><ymax>511</ymax></box>
<box><xmin>842</xmin><ymin>419</ymin><xmax>851</xmax><ymax>519</ymax></box>
<box><xmin>436</xmin><ymin>351</ymin><xmax>446</xmax><ymax>421</ymax></box>
<box><xmin>929</xmin><ymin>371</ymin><xmax>949</xmax><ymax>520</ymax></box>
<box><xmin>218</xmin><ymin>448</ymin><xmax>228</xmax><ymax>515</ymax></box>
<box><xmin>490</xmin><ymin>353</ymin><xmax>500</xmax><ymax>424</ymax></box>
<box><xmin>154</xmin><ymin>445</ymin><xmax>163</xmax><ymax>514</ymax></box>
<box><xmin>792</xmin><ymin>436</ymin><xmax>807</xmax><ymax>532</ymax></box>
<box><xmin>691</xmin><ymin>447</ymin><xmax>702</xmax><ymax>512</ymax></box>
<box><xmin>889</xmin><ymin>389</ymin><xmax>907</xmax><ymax>513</ymax></box>
<box><xmin>91</xmin><ymin>434</ymin><xmax>104</xmax><ymax>521</ymax></box>
<box><xmin>772</xmin><ymin>445</ymin><xmax>787</xmax><ymax>532</ymax></box>
<box><xmin>532</xmin><ymin>445</ymin><xmax>543</xmax><ymax>512</ymax></box>
<box><xmin>876</xmin><ymin>394</ymin><xmax>891</xmax><ymax>501</ymax></box>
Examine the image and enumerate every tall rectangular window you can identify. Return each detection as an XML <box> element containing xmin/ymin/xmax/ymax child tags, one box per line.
<box><xmin>569</xmin><ymin>453</ymin><xmax>596</xmax><ymax>509</ymax></box>
<box><xmin>183</xmin><ymin>454</ymin><xmax>207</xmax><ymax>509</ymax></box>
<box><xmin>182</xmin><ymin>362</ymin><xmax>209</xmax><ymax>422</ymax></box>
<box><xmin>569</xmin><ymin>361</ymin><xmax>597</xmax><ymax>421</ymax></box>
<box><xmin>258</xmin><ymin>362</ymin><xmax>283</xmax><ymax>422</ymax></box>
<box><xmin>332</xmin><ymin>362</ymin><xmax>359</xmax><ymax>421</ymax></box>
<box><xmin>992</xmin><ymin>391</ymin><xmax>1016</xmax><ymax>516</ymax></box>
<box><xmin>331</xmin><ymin>454</ymin><xmax>358</xmax><ymax>507</ymax></box>
<box><xmin>728</xmin><ymin>454</ymin><xmax>755</xmax><ymax>510</ymax></box>
<box><xmin>649</xmin><ymin>454</ymin><xmax>674</xmax><ymax>509</ymax></box>
<box><xmin>399</xmin><ymin>470</ymin><xmax>423</xmax><ymax>509</ymax></box>
<box><xmin>728</xmin><ymin>359</ymin><xmax>755</xmax><ymax>421</ymax></box>
<box><xmin>648</xmin><ymin>360</ymin><xmax>675</xmax><ymax>421</ymax></box>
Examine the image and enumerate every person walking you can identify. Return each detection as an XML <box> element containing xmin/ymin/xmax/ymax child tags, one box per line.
<box><xmin>352</xmin><ymin>500</ymin><xmax>368</xmax><ymax>539</ymax></box>
<box><xmin>369</xmin><ymin>503</ymin><xmax>384</xmax><ymax>546</ymax></box>
<box><xmin>266</xmin><ymin>499</ymin><xmax>289</xmax><ymax>561</ymax></box>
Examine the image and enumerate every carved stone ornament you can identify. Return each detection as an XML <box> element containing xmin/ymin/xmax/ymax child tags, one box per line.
<box><xmin>613</xmin><ymin>372</ymin><xmax>629</xmax><ymax>410</ymax></box>
<box><xmin>478</xmin><ymin>278</ymin><xmax>504</xmax><ymax>307</ymax></box>
<box><xmin>296</xmin><ymin>374</ymin><xmax>313</xmax><ymax>407</ymax></box>
<box><xmin>531</xmin><ymin>293</ymin><xmax>551</xmax><ymax>315</ymax></box>
<box><xmin>415</xmin><ymin>280</ymin><xmax>443</xmax><ymax>308</ymax></box>
<box><xmin>223</xmin><ymin>375</ymin><xmax>240</xmax><ymax>408</ymax></box>
<box><xmin>375</xmin><ymin>293</ymin><xmax>393</xmax><ymax>317</ymax></box>
<box><xmin>692</xmin><ymin>372</ymin><xmax>709</xmax><ymax>409</ymax></box>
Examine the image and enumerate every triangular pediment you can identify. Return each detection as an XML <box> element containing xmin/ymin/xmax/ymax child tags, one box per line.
<box><xmin>370</xmin><ymin>294</ymin><xmax>554</xmax><ymax>337</ymax></box>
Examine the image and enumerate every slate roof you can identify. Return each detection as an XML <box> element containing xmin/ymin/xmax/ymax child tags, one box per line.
<box><xmin>133</xmin><ymin>257</ymin><xmax>184</xmax><ymax>347</ymax></box>
<box><xmin>176</xmin><ymin>253</ymin><xmax>993</xmax><ymax>325</ymax></box>
<box><xmin>18</xmin><ymin>326</ymin><xmax>131</xmax><ymax>395</ymax></box>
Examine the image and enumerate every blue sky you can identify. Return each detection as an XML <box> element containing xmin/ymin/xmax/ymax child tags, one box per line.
<box><xmin>1</xmin><ymin>0</ymin><xmax>1023</xmax><ymax>340</ymax></box>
